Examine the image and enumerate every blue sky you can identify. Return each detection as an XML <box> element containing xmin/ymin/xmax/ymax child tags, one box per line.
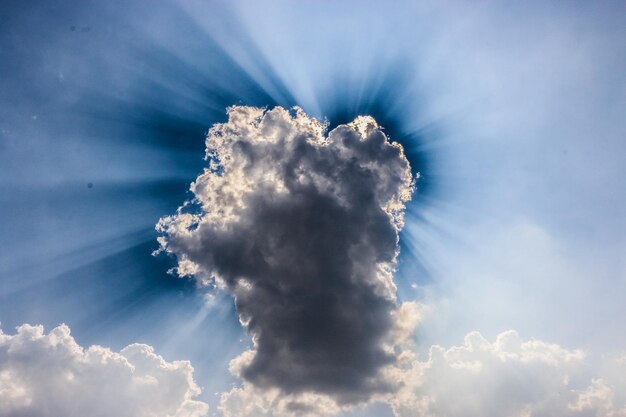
<box><xmin>1</xmin><ymin>1</ymin><xmax>625</xmax><ymax>416</ymax></box>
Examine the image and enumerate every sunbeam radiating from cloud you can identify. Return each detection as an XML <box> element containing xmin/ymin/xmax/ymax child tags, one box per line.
<box><xmin>1</xmin><ymin>1</ymin><xmax>625</xmax><ymax>416</ymax></box>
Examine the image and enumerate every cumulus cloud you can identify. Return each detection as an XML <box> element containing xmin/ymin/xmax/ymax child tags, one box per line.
<box><xmin>156</xmin><ymin>105</ymin><xmax>415</xmax><ymax>407</ymax></box>
<box><xmin>219</xmin><ymin>301</ymin><xmax>422</xmax><ymax>417</ymax></box>
<box><xmin>391</xmin><ymin>330</ymin><xmax>626</xmax><ymax>417</ymax></box>
<box><xmin>0</xmin><ymin>323</ymin><xmax>209</xmax><ymax>417</ymax></box>
<box><xmin>218</xmin><ymin>383</ymin><xmax>341</xmax><ymax>417</ymax></box>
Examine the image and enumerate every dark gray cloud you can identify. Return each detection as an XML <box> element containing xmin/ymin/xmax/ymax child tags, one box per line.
<box><xmin>157</xmin><ymin>106</ymin><xmax>414</xmax><ymax>406</ymax></box>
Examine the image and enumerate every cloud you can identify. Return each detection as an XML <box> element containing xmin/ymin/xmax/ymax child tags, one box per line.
<box><xmin>390</xmin><ymin>330</ymin><xmax>626</xmax><ymax>417</ymax></box>
<box><xmin>218</xmin><ymin>384</ymin><xmax>341</xmax><ymax>417</ymax></box>
<box><xmin>156</xmin><ymin>105</ymin><xmax>415</xmax><ymax>406</ymax></box>
<box><xmin>218</xmin><ymin>302</ymin><xmax>422</xmax><ymax>417</ymax></box>
<box><xmin>0</xmin><ymin>323</ymin><xmax>209</xmax><ymax>417</ymax></box>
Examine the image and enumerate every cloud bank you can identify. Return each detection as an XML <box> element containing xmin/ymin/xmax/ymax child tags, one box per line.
<box><xmin>0</xmin><ymin>324</ymin><xmax>208</xmax><ymax>417</ymax></box>
<box><xmin>391</xmin><ymin>330</ymin><xmax>626</xmax><ymax>417</ymax></box>
<box><xmin>156</xmin><ymin>106</ymin><xmax>415</xmax><ymax>407</ymax></box>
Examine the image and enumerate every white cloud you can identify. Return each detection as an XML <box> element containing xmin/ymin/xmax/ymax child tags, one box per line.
<box><xmin>0</xmin><ymin>324</ymin><xmax>209</xmax><ymax>417</ymax></box>
<box><xmin>390</xmin><ymin>330</ymin><xmax>626</xmax><ymax>417</ymax></box>
<box><xmin>219</xmin><ymin>384</ymin><xmax>341</xmax><ymax>417</ymax></box>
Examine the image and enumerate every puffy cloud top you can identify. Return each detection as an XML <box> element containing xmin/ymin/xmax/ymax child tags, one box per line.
<box><xmin>156</xmin><ymin>106</ymin><xmax>414</xmax><ymax>404</ymax></box>
<box><xmin>391</xmin><ymin>330</ymin><xmax>626</xmax><ymax>417</ymax></box>
<box><xmin>0</xmin><ymin>324</ymin><xmax>208</xmax><ymax>417</ymax></box>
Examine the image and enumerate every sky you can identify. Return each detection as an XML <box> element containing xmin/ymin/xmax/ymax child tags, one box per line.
<box><xmin>0</xmin><ymin>1</ymin><xmax>625</xmax><ymax>416</ymax></box>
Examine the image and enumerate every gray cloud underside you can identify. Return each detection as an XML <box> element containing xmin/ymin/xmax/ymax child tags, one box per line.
<box><xmin>157</xmin><ymin>106</ymin><xmax>414</xmax><ymax>404</ymax></box>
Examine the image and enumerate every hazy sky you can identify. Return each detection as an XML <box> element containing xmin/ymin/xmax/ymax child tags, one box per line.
<box><xmin>1</xmin><ymin>1</ymin><xmax>625</xmax><ymax>416</ymax></box>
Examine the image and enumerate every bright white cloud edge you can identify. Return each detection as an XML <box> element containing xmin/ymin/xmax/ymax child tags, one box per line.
<box><xmin>2</xmin><ymin>322</ymin><xmax>624</xmax><ymax>417</ymax></box>
<box><xmin>0</xmin><ymin>324</ymin><xmax>209</xmax><ymax>417</ymax></box>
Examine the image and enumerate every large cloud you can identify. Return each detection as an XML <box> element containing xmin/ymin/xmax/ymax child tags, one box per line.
<box><xmin>391</xmin><ymin>330</ymin><xmax>626</xmax><ymax>417</ymax></box>
<box><xmin>156</xmin><ymin>106</ymin><xmax>414</xmax><ymax>405</ymax></box>
<box><xmin>0</xmin><ymin>324</ymin><xmax>209</xmax><ymax>417</ymax></box>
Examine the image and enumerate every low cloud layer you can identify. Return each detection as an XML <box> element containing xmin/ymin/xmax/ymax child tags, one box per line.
<box><xmin>156</xmin><ymin>106</ymin><xmax>414</xmax><ymax>405</ymax></box>
<box><xmin>0</xmin><ymin>324</ymin><xmax>208</xmax><ymax>417</ymax></box>
<box><xmin>391</xmin><ymin>330</ymin><xmax>626</xmax><ymax>417</ymax></box>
